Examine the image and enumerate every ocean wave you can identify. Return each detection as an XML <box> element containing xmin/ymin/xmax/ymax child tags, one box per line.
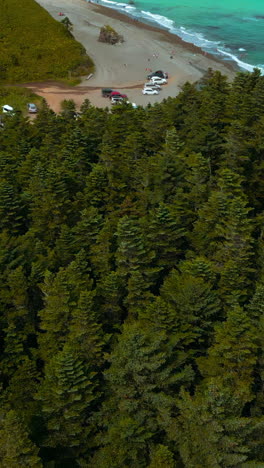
<box><xmin>217</xmin><ymin>48</ymin><xmax>264</xmax><ymax>75</ymax></box>
<box><xmin>140</xmin><ymin>10</ymin><xmax>175</xmax><ymax>30</ymax></box>
<box><xmin>98</xmin><ymin>0</ymin><xmax>137</xmax><ymax>12</ymax></box>
<box><xmin>100</xmin><ymin>0</ymin><xmax>127</xmax><ymax>6</ymax></box>
<box><xmin>175</xmin><ymin>26</ymin><xmax>221</xmax><ymax>49</ymax></box>
<box><xmin>242</xmin><ymin>16</ymin><xmax>260</xmax><ymax>22</ymax></box>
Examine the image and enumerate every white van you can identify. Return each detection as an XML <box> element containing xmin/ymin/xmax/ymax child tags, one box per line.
<box><xmin>2</xmin><ymin>104</ymin><xmax>14</xmax><ymax>113</ymax></box>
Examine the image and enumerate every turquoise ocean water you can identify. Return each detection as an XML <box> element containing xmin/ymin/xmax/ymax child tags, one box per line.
<box><xmin>90</xmin><ymin>0</ymin><xmax>264</xmax><ymax>73</ymax></box>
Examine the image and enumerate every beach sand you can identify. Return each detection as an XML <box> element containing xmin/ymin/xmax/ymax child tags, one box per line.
<box><xmin>33</xmin><ymin>0</ymin><xmax>237</xmax><ymax>111</ymax></box>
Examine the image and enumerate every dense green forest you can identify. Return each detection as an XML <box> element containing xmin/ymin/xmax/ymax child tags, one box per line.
<box><xmin>1</xmin><ymin>69</ymin><xmax>264</xmax><ymax>467</ymax></box>
<box><xmin>0</xmin><ymin>0</ymin><xmax>93</xmax><ymax>83</ymax></box>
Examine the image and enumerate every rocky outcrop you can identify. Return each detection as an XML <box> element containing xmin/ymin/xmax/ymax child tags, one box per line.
<box><xmin>98</xmin><ymin>25</ymin><xmax>124</xmax><ymax>45</ymax></box>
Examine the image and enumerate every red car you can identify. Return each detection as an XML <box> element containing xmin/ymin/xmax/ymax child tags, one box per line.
<box><xmin>109</xmin><ymin>91</ymin><xmax>127</xmax><ymax>99</ymax></box>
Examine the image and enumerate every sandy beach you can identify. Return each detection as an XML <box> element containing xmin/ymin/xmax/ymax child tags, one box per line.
<box><xmin>33</xmin><ymin>0</ymin><xmax>237</xmax><ymax>111</ymax></box>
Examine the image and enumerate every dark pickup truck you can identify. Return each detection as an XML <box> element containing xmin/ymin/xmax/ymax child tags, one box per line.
<box><xmin>147</xmin><ymin>70</ymin><xmax>168</xmax><ymax>80</ymax></box>
<box><xmin>101</xmin><ymin>88</ymin><xmax>113</xmax><ymax>98</ymax></box>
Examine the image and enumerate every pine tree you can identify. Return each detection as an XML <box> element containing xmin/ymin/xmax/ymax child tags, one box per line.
<box><xmin>174</xmin><ymin>305</ymin><xmax>261</xmax><ymax>468</ymax></box>
<box><xmin>142</xmin><ymin>105</ymin><xmax>171</xmax><ymax>154</ymax></box>
<box><xmin>73</xmin><ymin>206</ymin><xmax>104</xmax><ymax>254</ymax></box>
<box><xmin>175</xmin><ymin>302</ymin><xmax>264</xmax><ymax>467</ymax></box>
<box><xmin>83</xmin><ymin>163</ymin><xmax>109</xmax><ymax>210</ymax></box>
<box><xmin>92</xmin><ymin>321</ymin><xmax>191</xmax><ymax>467</ymax></box>
<box><xmin>115</xmin><ymin>215</ymin><xmax>154</xmax><ymax>278</ymax></box>
<box><xmin>54</xmin><ymin>223</ymin><xmax>76</xmax><ymax>266</ymax></box>
<box><xmin>96</xmin><ymin>271</ymin><xmax>125</xmax><ymax>328</ymax></box>
<box><xmin>248</xmin><ymin>284</ymin><xmax>264</xmax><ymax>461</ymax></box>
<box><xmin>89</xmin><ymin>219</ymin><xmax>114</xmax><ymax>278</ymax></box>
<box><xmin>175</xmin><ymin>387</ymin><xmax>253</xmax><ymax>468</ymax></box>
<box><xmin>148</xmin><ymin>444</ymin><xmax>175</xmax><ymax>468</ymax></box>
<box><xmin>215</xmin><ymin>195</ymin><xmax>254</xmax><ymax>304</ymax></box>
<box><xmin>38</xmin><ymin>251</ymin><xmax>93</xmax><ymax>360</ymax></box>
<box><xmin>146</xmin><ymin>202</ymin><xmax>186</xmax><ymax>273</ymax></box>
<box><xmin>1</xmin><ymin>266</ymin><xmax>33</xmax><ymax>378</ymax></box>
<box><xmin>159</xmin><ymin>127</ymin><xmax>186</xmax><ymax>203</ymax></box>
<box><xmin>198</xmin><ymin>305</ymin><xmax>258</xmax><ymax>406</ymax></box>
<box><xmin>192</xmin><ymin>168</ymin><xmax>254</xmax><ymax>305</ymax></box>
<box><xmin>68</xmin><ymin>290</ymin><xmax>105</xmax><ymax>366</ymax></box>
<box><xmin>0</xmin><ymin>409</ymin><xmax>42</xmax><ymax>467</ymax></box>
<box><xmin>125</xmin><ymin>270</ymin><xmax>153</xmax><ymax>317</ymax></box>
<box><xmin>167</xmin><ymin>81</ymin><xmax>200</xmax><ymax>131</ymax></box>
<box><xmin>161</xmin><ymin>268</ymin><xmax>221</xmax><ymax>351</ymax></box>
<box><xmin>185</xmin><ymin>151</ymin><xmax>211</xmax><ymax>210</ymax></box>
<box><xmin>0</xmin><ymin>179</ymin><xmax>26</xmax><ymax>234</ymax></box>
<box><xmin>79</xmin><ymin>106</ymin><xmax>108</xmax><ymax>163</ymax></box>
<box><xmin>28</xmin><ymin>162</ymin><xmax>71</xmax><ymax>243</ymax></box>
<box><xmin>37</xmin><ymin>345</ymin><xmax>97</xmax><ymax>461</ymax></box>
<box><xmin>3</xmin><ymin>357</ymin><xmax>40</xmax><ymax>424</ymax></box>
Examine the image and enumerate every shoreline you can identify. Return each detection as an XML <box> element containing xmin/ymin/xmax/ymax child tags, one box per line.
<box><xmin>34</xmin><ymin>0</ymin><xmax>237</xmax><ymax>111</ymax></box>
<box><xmin>89</xmin><ymin>2</ymin><xmax>237</xmax><ymax>73</ymax></box>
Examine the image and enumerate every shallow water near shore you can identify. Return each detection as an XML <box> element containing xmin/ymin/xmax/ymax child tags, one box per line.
<box><xmin>93</xmin><ymin>0</ymin><xmax>264</xmax><ymax>73</ymax></box>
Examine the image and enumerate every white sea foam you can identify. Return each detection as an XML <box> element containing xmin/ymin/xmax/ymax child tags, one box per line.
<box><xmin>99</xmin><ymin>0</ymin><xmax>137</xmax><ymax>10</ymax></box>
<box><xmin>174</xmin><ymin>27</ymin><xmax>221</xmax><ymax>49</ymax></box>
<box><xmin>217</xmin><ymin>48</ymin><xmax>264</xmax><ymax>75</ymax></box>
<box><xmin>141</xmin><ymin>10</ymin><xmax>175</xmax><ymax>30</ymax></box>
<box><xmin>101</xmin><ymin>0</ymin><xmax>127</xmax><ymax>6</ymax></box>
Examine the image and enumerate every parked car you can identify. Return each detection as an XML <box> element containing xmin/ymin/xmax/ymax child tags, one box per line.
<box><xmin>109</xmin><ymin>91</ymin><xmax>121</xmax><ymax>98</ymax></box>
<box><xmin>27</xmin><ymin>103</ymin><xmax>38</xmax><ymax>113</ymax></box>
<box><xmin>147</xmin><ymin>70</ymin><xmax>168</xmax><ymax>80</ymax></box>
<box><xmin>142</xmin><ymin>88</ymin><xmax>159</xmax><ymax>95</ymax></box>
<box><xmin>111</xmin><ymin>96</ymin><xmax>125</xmax><ymax>104</ymax></box>
<box><xmin>144</xmin><ymin>82</ymin><xmax>161</xmax><ymax>89</ymax></box>
<box><xmin>101</xmin><ymin>88</ymin><xmax>113</xmax><ymax>98</ymax></box>
<box><xmin>110</xmin><ymin>91</ymin><xmax>121</xmax><ymax>98</ymax></box>
<box><xmin>109</xmin><ymin>91</ymin><xmax>128</xmax><ymax>100</ymax></box>
<box><xmin>73</xmin><ymin>111</ymin><xmax>81</xmax><ymax>119</ymax></box>
<box><xmin>2</xmin><ymin>104</ymin><xmax>14</xmax><ymax>113</ymax></box>
<box><xmin>150</xmin><ymin>76</ymin><xmax>167</xmax><ymax>85</ymax></box>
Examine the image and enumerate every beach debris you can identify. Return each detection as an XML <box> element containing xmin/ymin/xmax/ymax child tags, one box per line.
<box><xmin>98</xmin><ymin>25</ymin><xmax>124</xmax><ymax>45</ymax></box>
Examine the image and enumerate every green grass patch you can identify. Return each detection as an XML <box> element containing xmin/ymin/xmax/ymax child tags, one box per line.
<box><xmin>0</xmin><ymin>86</ymin><xmax>43</xmax><ymax>114</ymax></box>
<box><xmin>0</xmin><ymin>0</ymin><xmax>94</xmax><ymax>84</ymax></box>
